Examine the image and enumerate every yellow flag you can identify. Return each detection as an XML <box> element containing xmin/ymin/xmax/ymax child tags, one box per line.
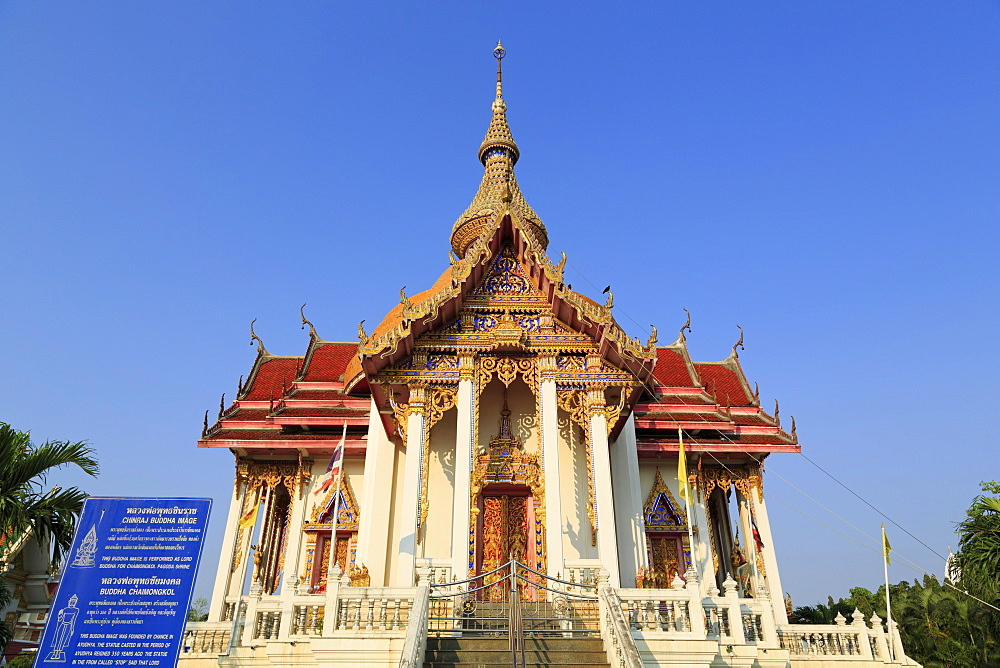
<box><xmin>239</xmin><ymin>502</ymin><xmax>259</xmax><ymax>530</ymax></box>
<box><xmin>677</xmin><ymin>427</ymin><xmax>691</xmax><ymax>503</ymax></box>
<box><xmin>882</xmin><ymin>524</ymin><xmax>891</xmax><ymax>565</ymax></box>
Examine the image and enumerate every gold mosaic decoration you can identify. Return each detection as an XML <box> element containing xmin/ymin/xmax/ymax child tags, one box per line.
<box><xmin>477</xmin><ymin>355</ymin><xmax>536</xmax><ymax>395</ymax></box>
<box><xmin>556</xmin><ymin>389</ymin><xmax>596</xmax><ymax>544</ymax></box>
<box><xmin>696</xmin><ymin>463</ymin><xmax>764</xmax><ymax>502</ymax></box>
<box><xmin>236</xmin><ymin>459</ymin><xmax>309</xmax><ymax>495</ymax></box>
<box><xmin>418</xmin><ymin>387</ymin><xmax>459</xmax><ymax>533</ymax></box>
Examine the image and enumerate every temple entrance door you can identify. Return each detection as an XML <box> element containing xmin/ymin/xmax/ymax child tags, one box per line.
<box><xmin>646</xmin><ymin>533</ymin><xmax>685</xmax><ymax>588</ymax></box>
<box><xmin>309</xmin><ymin>532</ymin><xmax>352</xmax><ymax>593</ymax></box>
<box><xmin>477</xmin><ymin>492</ymin><xmax>531</xmax><ymax>600</ymax></box>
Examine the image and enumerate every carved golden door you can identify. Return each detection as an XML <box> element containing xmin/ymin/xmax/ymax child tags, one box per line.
<box><xmin>646</xmin><ymin>534</ymin><xmax>685</xmax><ymax>588</ymax></box>
<box><xmin>310</xmin><ymin>533</ymin><xmax>351</xmax><ymax>592</ymax></box>
<box><xmin>478</xmin><ymin>494</ymin><xmax>530</xmax><ymax>600</ymax></box>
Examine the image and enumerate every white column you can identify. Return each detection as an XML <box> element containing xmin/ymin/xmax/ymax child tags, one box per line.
<box><xmin>277</xmin><ymin>481</ymin><xmax>309</xmax><ymax>639</ymax></box>
<box><xmin>357</xmin><ymin>401</ymin><xmax>396</xmax><ymax>587</ymax></box>
<box><xmin>689</xmin><ymin>486</ymin><xmax>715</xmax><ymax>595</ymax></box>
<box><xmin>281</xmin><ymin>474</ymin><xmax>310</xmax><ymax>591</ymax></box>
<box><xmin>397</xmin><ymin>387</ymin><xmax>426</xmax><ymax>586</ymax></box>
<box><xmin>589</xmin><ymin>396</ymin><xmax>620</xmax><ymax>588</ymax></box>
<box><xmin>208</xmin><ymin>478</ymin><xmax>245</xmax><ymax>622</ymax></box>
<box><xmin>451</xmin><ymin>376</ymin><xmax>475</xmax><ymax>581</ymax></box>
<box><xmin>540</xmin><ymin>379</ymin><xmax>565</xmax><ymax>577</ymax></box>
<box><xmin>610</xmin><ymin>413</ymin><xmax>645</xmax><ymax>588</ymax></box>
<box><xmin>749</xmin><ymin>492</ymin><xmax>787</xmax><ymax>624</ymax></box>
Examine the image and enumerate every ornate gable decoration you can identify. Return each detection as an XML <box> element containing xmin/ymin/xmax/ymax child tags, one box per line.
<box><xmin>307</xmin><ymin>477</ymin><xmax>360</xmax><ymax>531</ymax></box>
<box><xmin>475</xmin><ymin>245</ymin><xmax>537</xmax><ymax>297</ymax></box>
<box><xmin>644</xmin><ymin>469</ymin><xmax>687</xmax><ymax>532</ymax></box>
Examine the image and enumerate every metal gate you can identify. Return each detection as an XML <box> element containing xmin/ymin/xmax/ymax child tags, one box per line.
<box><xmin>427</xmin><ymin>560</ymin><xmax>599</xmax><ymax>664</ymax></box>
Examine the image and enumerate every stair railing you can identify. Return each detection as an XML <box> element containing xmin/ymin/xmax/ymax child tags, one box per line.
<box><xmin>597</xmin><ymin>571</ymin><xmax>643</xmax><ymax>668</ymax></box>
<box><xmin>397</xmin><ymin>584</ymin><xmax>429</xmax><ymax>668</ymax></box>
<box><xmin>508</xmin><ymin>560</ymin><xmax>527</xmax><ymax>668</ymax></box>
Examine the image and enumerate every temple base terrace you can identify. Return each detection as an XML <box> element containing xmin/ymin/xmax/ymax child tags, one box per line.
<box><xmin>179</xmin><ymin>561</ymin><xmax>919</xmax><ymax>668</ymax></box>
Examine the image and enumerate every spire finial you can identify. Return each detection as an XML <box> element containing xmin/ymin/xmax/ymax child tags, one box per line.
<box><xmin>450</xmin><ymin>42</ymin><xmax>548</xmax><ymax>258</ymax></box>
<box><xmin>494</xmin><ymin>40</ymin><xmax>505</xmax><ymax>98</ymax></box>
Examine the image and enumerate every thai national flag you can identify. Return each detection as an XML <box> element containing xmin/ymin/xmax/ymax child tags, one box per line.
<box><xmin>751</xmin><ymin>513</ymin><xmax>765</xmax><ymax>553</ymax></box>
<box><xmin>313</xmin><ymin>423</ymin><xmax>346</xmax><ymax>497</ymax></box>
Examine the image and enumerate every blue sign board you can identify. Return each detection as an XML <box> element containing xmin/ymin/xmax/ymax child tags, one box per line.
<box><xmin>37</xmin><ymin>497</ymin><xmax>212</xmax><ymax>668</ymax></box>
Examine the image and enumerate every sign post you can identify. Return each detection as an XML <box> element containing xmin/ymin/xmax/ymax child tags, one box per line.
<box><xmin>37</xmin><ymin>497</ymin><xmax>212</xmax><ymax>668</ymax></box>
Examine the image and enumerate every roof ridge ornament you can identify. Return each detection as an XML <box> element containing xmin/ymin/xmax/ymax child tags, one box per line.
<box><xmin>249</xmin><ymin>318</ymin><xmax>269</xmax><ymax>357</ymax></box>
<box><xmin>731</xmin><ymin>324</ymin><xmax>745</xmax><ymax>358</ymax></box>
<box><xmin>300</xmin><ymin>303</ymin><xmax>320</xmax><ymax>340</ymax></box>
<box><xmin>646</xmin><ymin>325</ymin><xmax>658</xmax><ymax>349</ymax></box>
<box><xmin>672</xmin><ymin>308</ymin><xmax>692</xmax><ymax>346</ymax></box>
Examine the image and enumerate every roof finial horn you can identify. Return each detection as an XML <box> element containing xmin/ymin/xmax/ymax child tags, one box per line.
<box><xmin>300</xmin><ymin>303</ymin><xmax>319</xmax><ymax>340</ymax></box>
<box><xmin>249</xmin><ymin>318</ymin><xmax>269</xmax><ymax>356</ymax></box>
<box><xmin>731</xmin><ymin>324</ymin><xmax>745</xmax><ymax>358</ymax></box>
<box><xmin>679</xmin><ymin>308</ymin><xmax>692</xmax><ymax>343</ymax></box>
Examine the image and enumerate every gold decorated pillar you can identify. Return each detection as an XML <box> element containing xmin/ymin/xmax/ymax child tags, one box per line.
<box><xmin>587</xmin><ymin>388</ymin><xmax>620</xmax><ymax>587</ymax></box>
<box><xmin>539</xmin><ymin>355</ymin><xmax>565</xmax><ymax>577</ymax></box>
<box><xmin>451</xmin><ymin>354</ymin><xmax>476</xmax><ymax>579</ymax></box>
<box><xmin>276</xmin><ymin>464</ymin><xmax>310</xmax><ymax>639</ymax></box>
<box><xmin>397</xmin><ymin>384</ymin><xmax>427</xmax><ymax>586</ymax></box>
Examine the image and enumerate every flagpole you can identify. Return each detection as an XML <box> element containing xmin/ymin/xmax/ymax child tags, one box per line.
<box><xmin>748</xmin><ymin>504</ymin><xmax>760</xmax><ymax>593</ymax></box>
<box><xmin>327</xmin><ymin>422</ymin><xmax>348</xmax><ymax>580</ymax></box>
<box><xmin>882</xmin><ymin>523</ymin><xmax>894</xmax><ymax>660</ymax></box>
<box><xmin>679</xmin><ymin>428</ymin><xmax>697</xmax><ymax>576</ymax></box>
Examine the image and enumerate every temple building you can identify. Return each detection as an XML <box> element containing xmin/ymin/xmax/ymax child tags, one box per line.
<box><xmin>180</xmin><ymin>45</ymin><xmax>917</xmax><ymax>667</ymax></box>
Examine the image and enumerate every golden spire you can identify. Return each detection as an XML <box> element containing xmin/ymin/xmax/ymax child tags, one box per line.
<box><xmin>450</xmin><ymin>41</ymin><xmax>548</xmax><ymax>258</ymax></box>
<box><xmin>478</xmin><ymin>41</ymin><xmax>519</xmax><ymax>166</ymax></box>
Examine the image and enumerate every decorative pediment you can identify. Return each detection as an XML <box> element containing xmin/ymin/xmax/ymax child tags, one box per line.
<box><xmin>307</xmin><ymin>477</ymin><xmax>360</xmax><ymax>531</ymax></box>
<box><xmin>644</xmin><ymin>469</ymin><xmax>687</xmax><ymax>531</ymax></box>
<box><xmin>474</xmin><ymin>245</ymin><xmax>540</xmax><ymax>297</ymax></box>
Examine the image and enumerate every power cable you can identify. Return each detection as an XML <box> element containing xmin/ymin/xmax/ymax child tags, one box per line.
<box><xmin>562</xmin><ymin>257</ymin><xmax>992</xmax><ymax>611</ymax></box>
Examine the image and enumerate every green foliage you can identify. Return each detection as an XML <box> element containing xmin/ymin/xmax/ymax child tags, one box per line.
<box><xmin>790</xmin><ymin>482</ymin><xmax>1000</xmax><ymax>667</ymax></box>
<box><xmin>0</xmin><ymin>422</ymin><xmax>99</xmax><ymax>566</ymax></box>
<box><xmin>0</xmin><ymin>422</ymin><xmax>98</xmax><ymax>654</ymax></box>
<box><xmin>6</xmin><ymin>652</ymin><xmax>36</xmax><ymax>668</ymax></box>
<box><xmin>787</xmin><ymin>594</ymin><xmax>855</xmax><ymax>624</ymax></box>
<box><xmin>187</xmin><ymin>596</ymin><xmax>209</xmax><ymax>622</ymax></box>
<box><xmin>0</xmin><ymin>581</ymin><xmax>12</xmax><ymax>651</ymax></box>
<box><xmin>955</xmin><ymin>481</ymin><xmax>1000</xmax><ymax>604</ymax></box>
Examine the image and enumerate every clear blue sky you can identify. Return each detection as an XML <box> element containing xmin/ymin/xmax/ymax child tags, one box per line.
<box><xmin>1</xmin><ymin>3</ymin><xmax>997</xmax><ymax>605</ymax></box>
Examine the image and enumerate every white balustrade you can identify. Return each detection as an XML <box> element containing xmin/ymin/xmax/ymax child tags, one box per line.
<box><xmin>335</xmin><ymin>588</ymin><xmax>414</xmax><ymax>632</ymax></box>
<box><xmin>180</xmin><ymin>622</ymin><xmax>231</xmax><ymax>655</ymax></box>
<box><xmin>291</xmin><ymin>602</ymin><xmax>325</xmax><ymax>636</ymax></box>
<box><xmin>778</xmin><ymin>625</ymin><xmax>865</xmax><ymax>656</ymax></box>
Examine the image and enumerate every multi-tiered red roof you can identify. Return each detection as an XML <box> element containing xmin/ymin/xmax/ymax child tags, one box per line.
<box><xmin>200</xmin><ymin>323</ymin><xmax>798</xmax><ymax>459</ymax></box>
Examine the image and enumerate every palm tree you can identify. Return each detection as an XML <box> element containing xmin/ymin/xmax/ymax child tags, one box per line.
<box><xmin>0</xmin><ymin>422</ymin><xmax>99</xmax><ymax>565</ymax></box>
<box><xmin>955</xmin><ymin>482</ymin><xmax>1000</xmax><ymax>600</ymax></box>
<box><xmin>954</xmin><ymin>481</ymin><xmax>1000</xmax><ymax>660</ymax></box>
<box><xmin>0</xmin><ymin>423</ymin><xmax>98</xmax><ymax>655</ymax></box>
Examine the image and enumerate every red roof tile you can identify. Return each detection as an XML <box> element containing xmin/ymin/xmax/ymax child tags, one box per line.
<box><xmin>695</xmin><ymin>364</ymin><xmax>752</xmax><ymax>406</ymax></box>
<box><xmin>243</xmin><ymin>358</ymin><xmax>302</xmax><ymax>401</ymax></box>
<box><xmin>302</xmin><ymin>343</ymin><xmax>358</xmax><ymax>382</ymax></box>
<box><xmin>653</xmin><ymin>348</ymin><xmax>696</xmax><ymax>387</ymax></box>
